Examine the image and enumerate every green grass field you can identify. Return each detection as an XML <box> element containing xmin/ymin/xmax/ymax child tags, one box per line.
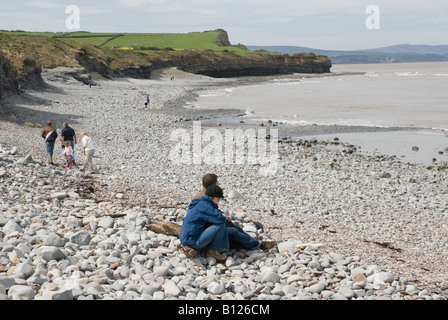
<box><xmin>0</xmin><ymin>30</ymin><xmax>256</xmax><ymax>55</ymax></box>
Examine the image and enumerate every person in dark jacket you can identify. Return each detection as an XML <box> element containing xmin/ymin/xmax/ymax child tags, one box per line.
<box><xmin>180</xmin><ymin>185</ymin><xmax>229</xmax><ymax>261</ymax></box>
<box><xmin>180</xmin><ymin>185</ymin><xmax>276</xmax><ymax>261</ymax></box>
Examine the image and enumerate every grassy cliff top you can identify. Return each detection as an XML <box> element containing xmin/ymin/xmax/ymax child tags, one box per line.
<box><xmin>0</xmin><ymin>29</ymin><xmax>331</xmax><ymax>78</ymax></box>
<box><xmin>0</xmin><ymin>29</ymin><xmax>254</xmax><ymax>55</ymax></box>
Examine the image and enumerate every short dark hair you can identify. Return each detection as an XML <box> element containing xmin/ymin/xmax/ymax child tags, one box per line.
<box><xmin>206</xmin><ymin>185</ymin><xmax>224</xmax><ymax>199</ymax></box>
<box><xmin>202</xmin><ymin>174</ymin><xmax>218</xmax><ymax>188</ymax></box>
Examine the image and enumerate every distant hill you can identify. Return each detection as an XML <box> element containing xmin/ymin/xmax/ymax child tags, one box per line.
<box><xmin>365</xmin><ymin>44</ymin><xmax>448</xmax><ymax>56</ymax></box>
<box><xmin>247</xmin><ymin>44</ymin><xmax>448</xmax><ymax>64</ymax></box>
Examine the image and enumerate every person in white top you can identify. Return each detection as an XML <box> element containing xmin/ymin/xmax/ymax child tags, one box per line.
<box><xmin>81</xmin><ymin>132</ymin><xmax>96</xmax><ymax>174</ymax></box>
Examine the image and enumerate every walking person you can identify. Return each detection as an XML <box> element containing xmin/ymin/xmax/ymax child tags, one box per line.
<box><xmin>61</xmin><ymin>122</ymin><xmax>77</xmax><ymax>165</ymax></box>
<box><xmin>41</xmin><ymin>122</ymin><xmax>58</xmax><ymax>165</ymax></box>
<box><xmin>81</xmin><ymin>132</ymin><xmax>96</xmax><ymax>174</ymax></box>
<box><xmin>144</xmin><ymin>95</ymin><xmax>150</xmax><ymax>109</ymax></box>
<box><xmin>61</xmin><ymin>140</ymin><xmax>74</xmax><ymax>169</ymax></box>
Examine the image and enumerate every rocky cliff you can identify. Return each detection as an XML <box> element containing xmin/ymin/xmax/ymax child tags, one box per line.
<box><xmin>0</xmin><ymin>53</ymin><xmax>19</xmax><ymax>100</ymax></box>
<box><xmin>0</xmin><ymin>32</ymin><xmax>332</xmax><ymax>96</ymax></box>
<box><xmin>177</xmin><ymin>52</ymin><xmax>332</xmax><ymax>77</ymax></box>
<box><xmin>109</xmin><ymin>49</ymin><xmax>332</xmax><ymax>78</ymax></box>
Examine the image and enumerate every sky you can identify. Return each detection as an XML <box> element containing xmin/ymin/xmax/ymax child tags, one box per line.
<box><xmin>1</xmin><ymin>0</ymin><xmax>447</xmax><ymax>50</ymax></box>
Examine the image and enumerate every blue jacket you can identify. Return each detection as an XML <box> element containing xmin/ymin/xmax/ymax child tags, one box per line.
<box><xmin>179</xmin><ymin>195</ymin><xmax>226</xmax><ymax>247</ymax></box>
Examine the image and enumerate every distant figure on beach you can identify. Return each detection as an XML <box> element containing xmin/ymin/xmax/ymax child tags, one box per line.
<box><xmin>145</xmin><ymin>95</ymin><xmax>150</xmax><ymax>108</ymax></box>
<box><xmin>41</xmin><ymin>122</ymin><xmax>58</xmax><ymax>165</ymax></box>
<box><xmin>61</xmin><ymin>140</ymin><xmax>74</xmax><ymax>169</ymax></box>
<box><xmin>81</xmin><ymin>131</ymin><xmax>96</xmax><ymax>174</ymax></box>
<box><xmin>61</xmin><ymin>122</ymin><xmax>77</xmax><ymax>165</ymax></box>
<box><xmin>180</xmin><ymin>184</ymin><xmax>276</xmax><ymax>261</ymax></box>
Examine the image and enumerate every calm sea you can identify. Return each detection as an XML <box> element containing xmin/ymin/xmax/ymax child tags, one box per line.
<box><xmin>195</xmin><ymin>62</ymin><xmax>448</xmax><ymax>130</ymax></box>
<box><xmin>194</xmin><ymin>62</ymin><xmax>448</xmax><ymax>165</ymax></box>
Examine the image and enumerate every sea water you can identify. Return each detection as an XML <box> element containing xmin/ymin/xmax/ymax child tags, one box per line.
<box><xmin>194</xmin><ymin>62</ymin><xmax>448</xmax><ymax>165</ymax></box>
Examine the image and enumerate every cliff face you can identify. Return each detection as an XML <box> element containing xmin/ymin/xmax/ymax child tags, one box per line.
<box><xmin>0</xmin><ymin>32</ymin><xmax>332</xmax><ymax>94</ymax></box>
<box><xmin>178</xmin><ymin>52</ymin><xmax>332</xmax><ymax>77</ymax></box>
<box><xmin>17</xmin><ymin>57</ymin><xmax>47</xmax><ymax>90</ymax></box>
<box><xmin>144</xmin><ymin>50</ymin><xmax>332</xmax><ymax>78</ymax></box>
<box><xmin>0</xmin><ymin>53</ymin><xmax>19</xmax><ymax>100</ymax></box>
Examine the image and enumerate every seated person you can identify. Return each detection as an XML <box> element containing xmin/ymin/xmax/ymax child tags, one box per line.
<box><xmin>192</xmin><ymin>173</ymin><xmax>218</xmax><ymax>200</ymax></box>
<box><xmin>180</xmin><ymin>185</ymin><xmax>276</xmax><ymax>261</ymax></box>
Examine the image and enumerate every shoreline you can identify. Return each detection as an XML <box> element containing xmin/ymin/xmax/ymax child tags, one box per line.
<box><xmin>185</xmin><ymin>66</ymin><xmax>448</xmax><ymax>168</ymax></box>
<box><xmin>1</xmin><ymin>69</ymin><xmax>448</xmax><ymax>300</ymax></box>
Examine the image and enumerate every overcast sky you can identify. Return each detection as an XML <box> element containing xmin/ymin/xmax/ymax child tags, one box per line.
<box><xmin>1</xmin><ymin>0</ymin><xmax>447</xmax><ymax>50</ymax></box>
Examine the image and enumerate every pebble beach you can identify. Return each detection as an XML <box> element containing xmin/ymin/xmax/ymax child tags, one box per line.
<box><xmin>0</xmin><ymin>67</ymin><xmax>447</xmax><ymax>300</ymax></box>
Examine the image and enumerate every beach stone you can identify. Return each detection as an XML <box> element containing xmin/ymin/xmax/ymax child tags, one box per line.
<box><xmin>309</xmin><ymin>282</ymin><xmax>326</xmax><ymax>294</ymax></box>
<box><xmin>8</xmin><ymin>285</ymin><xmax>35</xmax><ymax>300</ymax></box>
<box><xmin>351</xmin><ymin>267</ymin><xmax>366</xmax><ymax>277</ymax></box>
<box><xmin>282</xmin><ymin>284</ymin><xmax>297</xmax><ymax>295</ymax></box>
<box><xmin>163</xmin><ymin>280</ymin><xmax>181</xmax><ymax>297</ymax></box>
<box><xmin>331</xmin><ymin>293</ymin><xmax>348</xmax><ymax>300</ymax></box>
<box><xmin>141</xmin><ymin>283</ymin><xmax>160</xmax><ymax>296</ymax></box>
<box><xmin>17</xmin><ymin>155</ymin><xmax>34</xmax><ymax>164</ymax></box>
<box><xmin>125</xmin><ymin>232</ymin><xmax>141</xmax><ymax>243</ymax></box>
<box><xmin>353</xmin><ymin>273</ymin><xmax>367</xmax><ymax>283</ymax></box>
<box><xmin>51</xmin><ymin>192</ymin><xmax>67</xmax><ymax>200</ymax></box>
<box><xmin>261</xmin><ymin>271</ymin><xmax>281</xmax><ymax>284</ymax></box>
<box><xmin>207</xmin><ymin>282</ymin><xmax>225</xmax><ymax>295</ymax></box>
<box><xmin>70</xmin><ymin>231</ymin><xmax>91</xmax><ymax>246</ymax></box>
<box><xmin>378</xmin><ymin>272</ymin><xmax>395</xmax><ymax>283</ymax></box>
<box><xmin>3</xmin><ymin>221</ymin><xmax>23</xmax><ymax>234</ymax></box>
<box><xmin>13</xmin><ymin>263</ymin><xmax>35</xmax><ymax>279</ymax></box>
<box><xmin>43</xmin><ymin>233</ymin><xmax>66</xmax><ymax>247</ymax></box>
<box><xmin>41</xmin><ymin>246</ymin><xmax>66</xmax><ymax>262</ymax></box>
<box><xmin>369</xmin><ymin>272</ymin><xmax>395</xmax><ymax>284</ymax></box>
<box><xmin>227</xmin><ymin>190</ymin><xmax>243</xmax><ymax>200</ymax></box>
<box><xmin>154</xmin><ymin>266</ymin><xmax>169</xmax><ymax>276</ymax></box>
<box><xmin>321</xmin><ymin>290</ymin><xmax>334</xmax><ymax>299</ymax></box>
<box><xmin>41</xmin><ymin>287</ymin><xmax>74</xmax><ymax>300</ymax></box>
<box><xmin>277</xmin><ymin>241</ymin><xmax>298</xmax><ymax>253</ymax></box>
<box><xmin>0</xmin><ymin>277</ymin><xmax>15</xmax><ymax>290</ymax></box>
<box><xmin>338</xmin><ymin>287</ymin><xmax>356</xmax><ymax>299</ymax></box>
<box><xmin>98</xmin><ymin>216</ymin><xmax>115</xmax><ymax>229</ymax></box>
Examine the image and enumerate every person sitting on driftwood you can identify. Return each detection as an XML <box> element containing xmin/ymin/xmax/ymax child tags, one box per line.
<box><xmin>179</xmin><ymin>185</ymin><xmax>276</xmax><ymax>261</ymax></box>
<box><xmin>192</xmin><ymin>173</ymin><xmax>218</xmax><ymax>200</ymax></box>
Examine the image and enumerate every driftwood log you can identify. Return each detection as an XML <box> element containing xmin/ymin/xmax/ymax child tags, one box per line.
<box><xmin>146</xmin><ymin>221</ymin><xmax>182</xmax><ymax>237</ymax></box>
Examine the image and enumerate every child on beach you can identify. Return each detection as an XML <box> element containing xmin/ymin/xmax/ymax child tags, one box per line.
<box><xmin>144</xmin><ymin>95</ymin><xmax>150</xmax><ymax>108</ymax></box>
<box><xmin>62</xmin><ymin>140</ymin><xmax>74</xmax><ymax>169</ymax></box>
